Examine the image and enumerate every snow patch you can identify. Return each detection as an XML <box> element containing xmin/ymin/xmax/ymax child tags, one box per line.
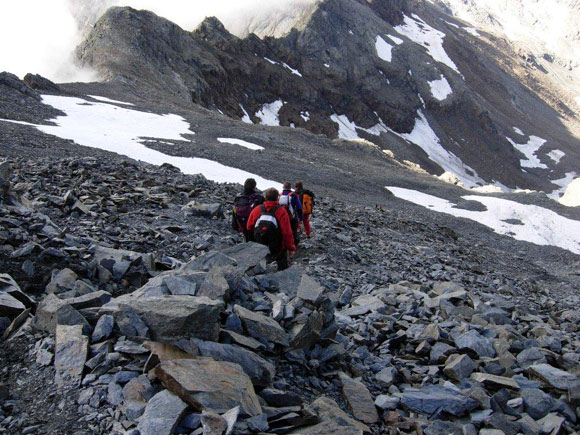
<box><xmin>88</xmin><ymin>95</ymin><xmax>134</xmax><ymax>106</ymax></box>
<box><xmin>386</xmin><ymin>186</ymin><xmax>580</xmax><ymax>254</ymax></box>
<box><xmin>395</xmin><ymin>110</ymin><xmax>484</xmax><ymax>188</ymax></box>
<box><xmin>263</xmin><ymin>57</ymin><xmax>302</xmax><ymax>77</ymax></box>
<box><xmin>324</xmin><ymin>63</ymin><xmax>330</xmax><ymax>68</ymax></box>
<box><xmin>428</xmin><ymin>75</ymin><xmax>453</xmax><ymax>101</ymax></box>
<box><xmin>1</xmin><ymin>95</ymin><xmax>280</xmax><ymax>191</ymax></box>
<box><xmin>330</xmin><ymin>113</ymin><xmax>392</xmax><ymax>141</ymax></box>
<box><xmin>239</xmin><ymin>104</ymin><xmax>252</xmax><ymax>124</ymax></box>
<box><xmin>282</xmin><ymin>62</ymin><xmax>303</xmax><ymax>77</ymax></box>
<box><xmin>559</xmin><ymin>178</ymin><xmax>580</xmax><ymax>207</ymax></box>
<box><xmin>395</xmin><ymin>14</ymin><xmax>460</xmax><ymax>74</ymax></box>
<box><xmin>300</xmin><ymin>111</ymin><xmax>310</xmax><ymax>122</ymax></box>
<box><xmin>547</xmin><ymin>149</ymin><xmax>565</xmax><ymax>164</ymax></box>
<box><xmin>217</xmin><ymin>138</ymin><xmax>264</xmax><ymax>151</ymax></box>
<box><xmin>255</xmin><ymin>100</ymin><xmax>284</xmax><ymax>126</ymax></box>
<box><xmin>548</xmin><ymin>171</ymin><xmax>577</xmax><ymax>200</ymax></box>
<box><xmin>506</xmin><ymin>135</ymin><xmax>548</xmax><ymax>169</ymax></box>
<box><xmin>388</xmin><ymin>35</ymin><xmax>404</xmax><ymax>45</ymax></box>
<box><xmin>513</xmin><ymin>126</ymin><xmax>524</xmax><ymax>135</ymax></box>
<box><xmin>463</xmin><ymin>27</ymin><xmax>479</xmax><ymax>36</ymax></box>
<box><xmin>375</xmin><ymin>35</ymin><xmax>394</xmax><ymax>62</ymax></box>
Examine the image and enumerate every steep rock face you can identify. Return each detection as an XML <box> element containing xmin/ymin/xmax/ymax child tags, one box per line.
<box><xmin>76</xmin><ymin>0</ymin><xmax>580</xmax><ymax>192</ymax></box>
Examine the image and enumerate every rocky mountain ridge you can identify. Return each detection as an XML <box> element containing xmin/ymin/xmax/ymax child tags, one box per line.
<box><xmin>75</xmin><ymin>0</ymin><xmax>580</xmax><ymax>194</ymax></box>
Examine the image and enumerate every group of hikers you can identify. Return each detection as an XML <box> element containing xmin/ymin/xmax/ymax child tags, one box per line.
<box><xmin>232</xmin><ymin>179</ymin><xmax>315</xmax><ymax>270</ymax></box>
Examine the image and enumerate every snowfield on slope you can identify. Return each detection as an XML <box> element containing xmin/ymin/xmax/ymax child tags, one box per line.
<box><xmin>255</xmin><ymin>100</ymin><xmax>284</xmax><ymax>126</ymax></box>
<box><xmin>428</xmin><ymin>75</ymin><xmax>453</xmax><ymax>101</ymax></box>
<box><xmin>217</xmin><ymin>138</ymin><xmax>264</xmax><ymax>151</ymax></box>
<box><xmin>386</xmin><ymin>186</ymin><xmax>580</xmax><ymax>254</ymax></box>
<box><xmin>0</xmin><ymin>95</ymin><xmax>281</xmax><ymax>190</ymax></box>
<box><xmin>395</xmin><ymin>14</ymin><xmax>460</xmax><ymax>74</ymax></box>
<box><xmin>506</xmin><ymin>134</ymin><xmax>548</xmax><ymax>169</ymax></box>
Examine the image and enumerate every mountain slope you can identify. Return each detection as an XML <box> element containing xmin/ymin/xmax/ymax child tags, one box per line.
<box><xmin>75</xmin><ymin>0</ymin><xmax>580</xmax><ymax>196</ymax></box>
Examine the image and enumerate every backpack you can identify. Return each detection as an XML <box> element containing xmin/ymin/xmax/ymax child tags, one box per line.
<box><xmin>233</xmin><ymin>192</ymin><xmax>262</xmax><ymax>231</ymax></box>
<box><xmin>279</xmin><ymin>193</ymin><xmax>296</xmax><ymax>220</ymax></box>
<box><xmin>253</xmin><ymin>205</ymin><xmax>282</xmax><ymax>252</ymax></box>
<box><xmin>301</xmin><ymin>190</ymin><xmax>315</xmax><ymax>215</ymax></box>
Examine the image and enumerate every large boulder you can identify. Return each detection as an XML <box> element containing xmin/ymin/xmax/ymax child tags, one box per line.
<box><xmin>219</xmin><ymin>243</ymin><xmax>269</xmax><ymax>272</ymax></box>
<box><xmin>190</xmin><ymin>339</ymin><xmax>275</xmax><ymax>387</ymax></box>
<box><xmin>105</xmin><ymin>295</ymin><xmax>223</xmax><ymax>342</ymax></box>
<box><xmin>155</xmin><ymin>359</ymin><xmax>262</xmax><ymax>416</ymax></box>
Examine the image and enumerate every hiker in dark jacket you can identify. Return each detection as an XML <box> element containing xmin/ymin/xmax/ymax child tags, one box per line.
<box><xmin>247</xmin><ymin>187</ymin><xmax>296</xmax><ymax>270</ymax></box>
<box><xmin>294</xmin><ymin>180</ymin><xmax>315</xmax><ymax>238</ymax></box>
<box><xmin>279</xmin><ymin>181</ymin><xmax>302</xmax><ymax>246</ymax></box>
<box><xmin>232</xmin><ymin>178</ymin><xmax>264</xmax><ymax>242</ymax></box>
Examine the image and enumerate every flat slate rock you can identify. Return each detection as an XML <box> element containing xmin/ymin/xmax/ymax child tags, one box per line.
<box><xmin>219</xmin><ymin>242</ymin><xmax>269</xmax><ymax>272</ymax></box>
<box><xmin>471</xmin><ymin>373</ymin><xmax>520</xmax><ymax>389</ymax></box>
<box><xmin>234</xmin><ymin>304</ymin><xmax>289</xmax><ymax>346</ymax></box>
<box><xmin>402</xmin><ymin>385</ymin><xmax>479</xmax><ymax>416</ymax></box>
<box><xmin>192</xmin><ymin>339</ymin><xmax>275</xmax><ymax>387</ymax></box>
<box><xmin>0</xmin><ymin>292</ymin><xmax>25</xmax><ymax>319</ymax></box>
<box><xmin>455</xmin><ymin>330</ymin><xmax>496</xmax><ymax>358</ymax></box>
<box><xmin>527</xmin><ymin>363</ymin><xmax>580</xmax><ymax>391</ymax></box>
<box><xmin>54</xmin><ymin>324</ymin><xmax>88</xmax><ymax>388</ymax></box>
<box><xmin>109</xmin><ymin>295</ymin><xmax>223</xmax><ymax>342</ymax></box>
<box><xmin>93</xmin><ymin>245</ymin><xmax>155</xmax><ymax>280</ymax></box>
<box><xmin>155</xmin><ymin>358</ymin><xmax>262</xmax><ymax>417</ymax></box>
<box><xmin>296</xmin><ymin>274</ymin><xmax>325</xmax><ymax>305</ymax></box>
<box><xmin>289</xmin><ymin>396</ymin><xmax>370</xmax><ymax>434</ymax></box>
<box><xmin>137</xmin><ymin>390</ymin><xmax>188</xmax><ymax>435</ymax></box>
<box><xmin>339</xmin><ymin>372</ymin><xmax>379</xmax><ymax>424</ymax></box>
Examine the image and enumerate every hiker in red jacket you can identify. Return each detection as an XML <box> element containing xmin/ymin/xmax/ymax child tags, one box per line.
<box><xmin>247</xmin><ymin>187</ymin><xmax>296</xmax><ymax>270</ymax></box>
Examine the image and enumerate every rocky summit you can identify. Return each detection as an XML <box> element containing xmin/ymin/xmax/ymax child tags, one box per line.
<box><xmin>0</xmin><ymin>154</ymin><xmax>579</xmax><ymax>434</ymax></box>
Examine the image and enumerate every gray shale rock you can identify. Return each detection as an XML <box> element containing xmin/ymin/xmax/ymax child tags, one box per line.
<box><xmin>455</xmin><ymin>329</ymin><xmax>496</xmax><ymax>358</ymax></box>
<box><xmin>155</xmin><ymin>358</ymin><xmax>262</xmax><ymax>416</ymax></box>
<box><xmin>182</xmin><ymin>201</ymin><xmax>222</xmax><ymax>218</ymax></box>
<box><xmin>402</xmin><ymin>385</ymin><xmax>479</xmax><ymax>416</ymax></box>
<box><xmin>106</xmin><ymin>295</ymin><xmax>223</xmax><ymax>341</ymax></box>
<box><xmin>191</xmin><ymin>338</ymin><xmax>275</xmax><ymax>387</ymax></box>
<box><xmin>338</xmin><ymin>372</ymin><xmax>379</xmax><ymax>424</ymax></box>
<box><xmin>444</xmin><ymin>354</ymin><xmax>475</xmax><ymax>381</ymax></box>
<box><xmin>137</xmin><ymin>390</ymin><xmax>188</xmax><ymax>435</ymax></box>
<box><xmin>234</xmin><ymin>304</ymin><xmax>289</xmax><ymax>346</ymax></box>
<box><xmin>91</xmin><ymin>314</ymin><xmax>114</xmax><ymax>343</ymax></box>
<box><xmin>521</xmin><ymin>388</ymin><xmax>556</xmax><ymax>420</ymax></box>
<box><xmin>292</xmin><ymin>396</ymin><xmax>370</xmax><ymax>434</ymax></box>
<box><xmin>54</xmin><ymin>324</ymin><xmax>88</xmax><ymax>387</ymax></box>
<box><xmin>219</xmin><ymin>242</ymin><xmax>269</xmax><ymax>272</ymax></box>
<box><xmin>123</xmin><ymin>375</ymin><xmax>155</xmax><ymax>421</ymax></box>
<box><xmin>527</xmin><ymin>363</ymin><xmax>580</xmax><ymax>391</ymax></box>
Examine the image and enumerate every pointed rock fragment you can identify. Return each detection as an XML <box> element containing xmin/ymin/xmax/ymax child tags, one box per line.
<box><xmin>155</xmin><ymin>358</ymin><xmax>262</xmax><ymax>416</ymax></box>
<box><xmin>338</xmin><ymin>372</ymin><xmax>378</xmax><ymax>424</ymax></box>
<box><xmin>298</xmin><ymin>396</ymin><xmax>370</xmax><ymax>434</ymax></box>
<box><xmin>234</xmin><ymin>304</ymin><xmax>289</xmax><ymax>346</ymax></box>
<box><xmin>137</xmin><ymin>390</ymin><xmax>188</xmax><ymax>435</ymax></box>
<box><xmin>54</xmin><ymin>324</ymin><xmax>88</xmax><ymax>387</ymax></box>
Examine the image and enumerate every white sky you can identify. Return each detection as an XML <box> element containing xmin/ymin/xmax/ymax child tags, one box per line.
<box><xmin>0</xmin><ymin>0</ymin><xmax>317</xmax><ymax>82</ymax></box>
